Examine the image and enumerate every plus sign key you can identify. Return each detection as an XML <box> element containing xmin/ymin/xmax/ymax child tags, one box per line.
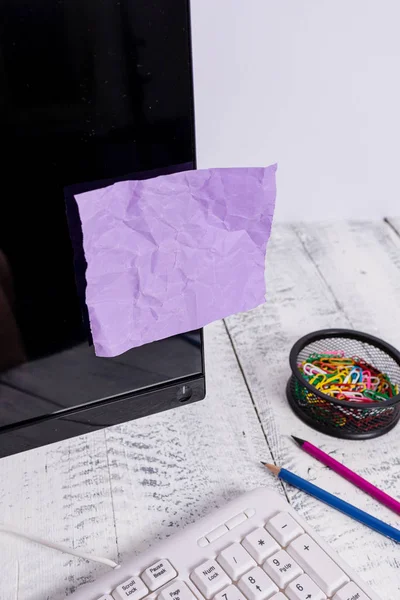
<box><xmin>238</xmin><ymin>566</ymin><xmax>278</xmax><ymax>600</ymax></box>
<box><xmin>287</xmin><ymin>535</ymin><xmax>349</xmax><ymax>597</ymax></box>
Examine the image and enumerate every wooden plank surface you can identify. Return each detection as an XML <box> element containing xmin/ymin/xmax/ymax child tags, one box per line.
<box><xmin>1</xmin><ymin>221</ymin><xmax>399</xmax><ymax>600</ymax></box>
<box><xmin>225</xmin><ymin>221</ymin><xmax>400</xmax><ymax>599</ymax></box>
<box><xmin>0</xmin><ymin>320</ymin><xmax>277</xmax><ymax>600</ymax></box>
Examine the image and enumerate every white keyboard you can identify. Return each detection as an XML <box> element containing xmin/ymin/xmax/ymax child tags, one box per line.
<box><xmin>69</xmin><ymin>488</ymin><xmax>379</xmax><ymax>600</ymax></box>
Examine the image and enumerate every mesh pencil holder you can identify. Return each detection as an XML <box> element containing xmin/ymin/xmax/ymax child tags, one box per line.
<box><xmin>287</xmin><ymin>329</ymin><xmax>400</xmax><ymax>439</ymax></box>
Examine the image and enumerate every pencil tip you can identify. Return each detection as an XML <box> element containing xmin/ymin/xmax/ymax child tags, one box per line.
<box><xmin>291</xmin><ymin>435</ymin><xmax>305</xmax><ymax>446</ymax></box>
<box><xmin>260</xmin><ymin>462</ymin><xmax>281</xmax><ymax>475</ymax></box>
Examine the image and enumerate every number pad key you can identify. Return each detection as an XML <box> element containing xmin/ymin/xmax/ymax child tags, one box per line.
<box><xmin>332</xmin><ymin>582</ymin><xmax>371</xmax><ymax>600</ymax></box>
<box><xmin>263</xmin><ymin>550</ymin><xmax>303</xmax><ymax>588</ymax></box>
<box><xmin>214</xmin><ymin>584</ymin><xmax>248</xmax><ymax>600</ymax></box>
<box><xmin>191</xmin><ymin>559</ymin><xmax>231</xmax><ymax>599</ymax></box>
<box><xmin>242</xmin><ymin>528</ymin><xmax>280</xmax><ymax>563</ymax></box>
<box><xmin>159</xmin><ymin>581</ymin><xmax>197</xmax><ymax>600</ymax></box>
<box><xmin>218</xmin><ymin>543</ymin><xmax>256</xmax><ymax>580</ymax></box>
<box><xmin>265</xmin><ymin>513</ymin><xmax>303</xmax><ymax>546</ymax></box>
<box><xmin>237</xmin><ymin>566</ymin><xmax>278</xmax><ymax>600</ymax></box>
<box><xmin>287</xmin><ymin>534</ymin><xmax>349</xmax><ymax>596</ymax></box>
<box><xmin>285</xmin><ymin>574</ymin><xmax>326</xmax><ymax>600</ymax></box>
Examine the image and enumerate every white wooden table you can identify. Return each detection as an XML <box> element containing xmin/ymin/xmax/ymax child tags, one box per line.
<box><xmin>1</xmin><ymin>221</ymin><xmax>399</xmax><ymax>600</ymax></box>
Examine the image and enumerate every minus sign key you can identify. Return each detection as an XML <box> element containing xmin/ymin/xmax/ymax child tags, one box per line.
<box><xmin>265</xmin><ymin>512</ymin><xmax>304</xmax><ymax>546</ymax></box>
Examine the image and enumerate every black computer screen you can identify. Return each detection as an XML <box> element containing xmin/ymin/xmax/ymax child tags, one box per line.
<box><xmin>0</xmin><ymin>0</ymin><xmax>202</xmax><ymax>425</ymax></box>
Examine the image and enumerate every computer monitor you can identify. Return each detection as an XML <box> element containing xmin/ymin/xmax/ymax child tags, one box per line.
<box><xmin>0</xmin><ymin>0</ymin><xmax>205</xmax><ymax>458</ymax></box>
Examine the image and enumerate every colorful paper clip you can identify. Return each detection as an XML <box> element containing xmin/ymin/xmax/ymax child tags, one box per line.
<box><xmin>299</xmin><ymin>351</ymin><xmax>399</xmax><ymax>406</ymax></box>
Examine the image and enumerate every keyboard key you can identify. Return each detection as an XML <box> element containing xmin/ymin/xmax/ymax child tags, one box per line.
<box><xmin>159</xmin><ymin>581</ymin><xmax>197</xmax><ymax>600</ymax></box>
<box><xmin>214</xmin><ymin>584</ymin><xmax>248</xmax><ymax>600</ymax></box>
<box><xmin>226</xmin><ymin>513</ymin><xmax>247</xmax><ymax>530</ymax></box>
<box><xmin>287</xmin><ymin>534</ymin><xmax>349</xmax><ymax>596</ymax></box>
<box><xmin>142</xmin><ymin>559</ymin><xmax>177</xmax><ymax>591</ymax></box>
<box><xmin>262</xmin><ymin>550</ymin><xmax>303</xmax><ymax>588</ymax></box>
<box><xmin>191</xmin><ymin>559</ymin><xmax>231</xmax><ymax>599</ymax></box>
<box><xmin>97</xmin><ymin>596</ymin><xmax>113</xmax><ymax>600</ymax></box>
<box><xmin>217</xmin><ymin>543</ymin><xmax>256</xmax><ymax>580</ymax></box>
<box><xmin>112</xmin><ymin>576</ymin><xmax>148</xmax><ymax>600</ymax></box>
<box><xmin>265</xmin><ymin>513</ymin><xmax>303</xmax><ymax>546</ymax></box>
<box><xmin>332</xmin><ymin>582</ymin><xmax>371</xmax><ymax>600</ymax></box>
<box><xmin>242</xmin><ymin>528</ymin><xmax>280</xmax><ymax>562</ymax></box>
<box><xmin>270</xmin><ymin>595</ymin><xmax>287</xmax><ymax>600</ymax></box>
<box><xmin>237</xmin><ymin>566</ymin><xmax>278</xmax><ymax>600</ymax></box>
<box><xmin>207</xmin><ymin>525</ymin><xmax>228</xmax><ymax>543</ymax></box>
<box><xmin>285</xmin><ymin>574</ymin><xmax>326</xmax><ymax>600</ymax></box>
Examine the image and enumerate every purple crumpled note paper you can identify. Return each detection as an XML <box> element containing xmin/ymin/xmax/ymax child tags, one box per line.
<box><xmin>74</xmin><ymin>165</ymin><xmax>277</xmax><ymax>357</ymax></box>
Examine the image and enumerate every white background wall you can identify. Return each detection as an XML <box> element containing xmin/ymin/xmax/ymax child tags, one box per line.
<box><xmin>190</xmin><ymin>0</ymin><xmax>400</xmax><ymax>221</ymax></box>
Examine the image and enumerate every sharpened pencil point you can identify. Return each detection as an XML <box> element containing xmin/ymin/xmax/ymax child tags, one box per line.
<box><xmin>260</xmin><ymin>462</ymin><xmax>281</xmax><ymax>476</ymax></box>
<box><xmin>291</xmin><ymin>435</ymin><xmax>305</xmax><ymax>447</ymax></box>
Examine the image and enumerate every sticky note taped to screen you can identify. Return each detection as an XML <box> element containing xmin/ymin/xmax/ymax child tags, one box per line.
<box><xmin>74</xmin><ymin>165</ymin><xmax>277</xmax><ymax>357</ymax></box>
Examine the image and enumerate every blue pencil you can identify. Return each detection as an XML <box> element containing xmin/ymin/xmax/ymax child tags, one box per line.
<box><xmin>261</xmin><ymin>462</ymin><xmax>400</xmax><ymax>543</ymax></box>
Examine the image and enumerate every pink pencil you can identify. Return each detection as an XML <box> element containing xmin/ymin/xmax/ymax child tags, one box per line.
<box><xmin>292</xmin><ymin>436</ymin><xmax>400</xmax><ymax>516</ymax></box>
